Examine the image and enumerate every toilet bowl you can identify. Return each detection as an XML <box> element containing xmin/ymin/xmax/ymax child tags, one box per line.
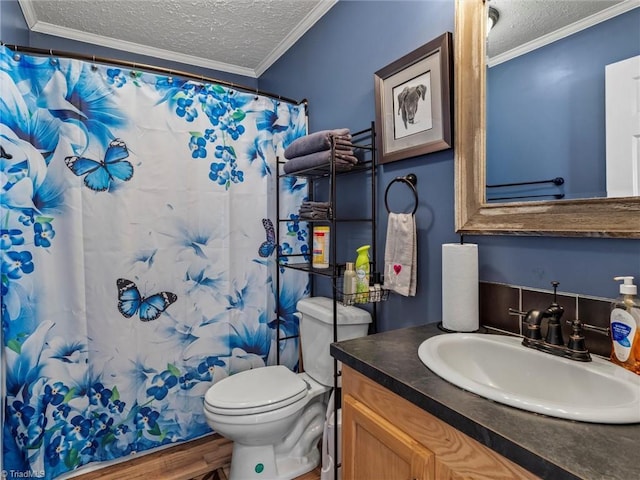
<box><xmin>205</xmin><ymin>366</ymin><xmax>328</xmax><ymax>479</ymax></box>
<box><xmin>203</xmin><ymin>297</ymin><xmax>372</xmax><ymax>480</ymax></box>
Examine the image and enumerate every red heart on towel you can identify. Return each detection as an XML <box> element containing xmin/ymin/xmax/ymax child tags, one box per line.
<box><xmin>393</xmin><ymin>264</ymin><xmax>402</xmax><ymax>275</ymax></box>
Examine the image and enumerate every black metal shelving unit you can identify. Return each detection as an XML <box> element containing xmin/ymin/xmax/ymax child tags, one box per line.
<box><xmin>275</xmin><ymin>122</ymin><xmax>380</xmax><ymax>479</ymax></box>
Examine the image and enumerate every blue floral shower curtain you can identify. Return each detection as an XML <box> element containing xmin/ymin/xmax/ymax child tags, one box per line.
<box><xmin>0</xmin><ymin>46</ymin><xmax>310</xmax><ymax>479</ymax></box>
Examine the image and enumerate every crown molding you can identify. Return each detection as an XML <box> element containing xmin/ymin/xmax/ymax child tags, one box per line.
<box><xmin>23</xmin><ymin>19</ymin><xmax>258</xmax><ymax>77</ymax></box>
<box><xmin>17</xmin><ymin>0</ymin><xmax>38</xmax><ymax>28</ymax></box>
<box><xmin>17</xmin><ymin>0</ymin><xmax>337</xmax><ymax>79</ymax></box>
<box><xmin>255</xmin><ymin>0</ymin><xmax>337</xmax><ymax>77</ymax></box>
<box><xmin>488</xmin><ymin>1</ymin><xmax>639</xmax><ymax>68</ymax></box>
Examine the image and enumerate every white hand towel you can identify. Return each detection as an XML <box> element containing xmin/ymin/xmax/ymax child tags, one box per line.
<box><xmin>384</xmin><ymin>213</ymin><xmax>417</xmax><ymax>296</ymax></box>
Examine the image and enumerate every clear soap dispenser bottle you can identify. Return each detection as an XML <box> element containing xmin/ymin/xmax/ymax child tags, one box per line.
<box><xmin>610</xmin><ymin>276</ymin><xmax>640</xmax><ymax>374</ymax></box>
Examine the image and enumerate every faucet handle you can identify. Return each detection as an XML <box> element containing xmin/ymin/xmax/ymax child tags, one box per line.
<box><xmin>566</xmin><ymin>319</ymin><xmax>586</xmax><ymax>351</ymax></box>
<box><xmin>564</xmin><ymin>319</ymin><xmax>592</xmax><ymax>360</ymax></box>
<box><xmin>565</xmin><ymin>319</ymin><xmax>609</xmax><ymax>336</ymax></box>
<box><xmin>521</xmin><ymin>309</ymin><xmax>545</xmax><ymax>341</ymax></box>
<box><xmin>510</xmin><ymin>308</ymin><xmax>543</xmax><ymax>340</ymax></box>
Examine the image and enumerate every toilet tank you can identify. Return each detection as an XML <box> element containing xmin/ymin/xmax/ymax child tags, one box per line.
<box><xmin>297</xmin><ymin>296</ymin><xmax>372</xmax><ymax>387</ymax></box>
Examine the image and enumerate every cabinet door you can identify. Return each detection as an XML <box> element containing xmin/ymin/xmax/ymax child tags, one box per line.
<box><xmin>343</xmin><ymin>394</ymin><xmax>435</xmax><ymax>480</ymax></box>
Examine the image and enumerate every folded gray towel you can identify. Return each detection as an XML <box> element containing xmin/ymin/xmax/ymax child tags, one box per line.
<box><xmin>300</xmin><ymin>201</ymin><xmax>331</xmax><ymax>208</ymax></box>
<box><xmin>283</xmin><ymin>150</ymin><xmax>355</xmax><ymax>174</ymax></box>
<box><xmin>299</xmin><ymin>211</ymin><xmax>330</xmax><ymax>220</ymax></box>
<box><xmin>299</xmin><ymin>204</ymin><xmax>330</xmax><ymax>210</ymax></box>
<box><xmin>299</xmin><ymin>208</ymin><xmax>330</xmax><ymax>214</ymax></box>
<box><xmin>335</xmin><ymin>151</ymin><xmax>358</xmax><ymax>164</ymax></box>
<box><xmin>334</xmin><ymin>139</ymin><xmax>354</xmax><ymax>150</ymax></box>
<box><xmin>284</xmin><ymin>129</ymin><xmax>351</xmax><ymax>159</ymax></box>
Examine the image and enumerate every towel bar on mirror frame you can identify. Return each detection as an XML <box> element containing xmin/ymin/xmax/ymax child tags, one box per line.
<box><xmin>486</xmin><ymin>176</ymin><xmax>565</xmax><ymax>189</ymax></box>
<box><xmin>384</xmin><ymin>173</ymin><xmax>418</xmax><ymax>214</ymax></box>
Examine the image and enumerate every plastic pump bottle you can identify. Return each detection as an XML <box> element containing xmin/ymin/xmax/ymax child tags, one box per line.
<box><xmin>355</xmin><ymin>245</ymin><xmax>370</xmax><ymax>303</ymax></box>
<box><xmin>610</xmin><ymin>276</ymin><xmax>640</xmax><ymax>375</ymax></box>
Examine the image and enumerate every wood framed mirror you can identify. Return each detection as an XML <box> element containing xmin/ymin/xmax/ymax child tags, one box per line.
<box><xmin>454</xmin><ymin>0</ymin><xmax>640</xmax><ymax>238</ymax></box>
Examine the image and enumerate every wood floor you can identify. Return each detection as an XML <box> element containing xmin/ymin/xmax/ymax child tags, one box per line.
<box><xmin>198</xmin><ymin>466</ymin><xmax>320</xmax><ymax>480</ymax></box>
<box><xmin>73</xmin><ymin>434</ymin><xmax>322</xmax><ymax>480</ymax></box>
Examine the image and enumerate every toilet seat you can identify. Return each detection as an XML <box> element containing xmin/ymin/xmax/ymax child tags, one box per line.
<box><xmin>205</xmin><ymin>365</ymin><xmax>309</xmax><ymax>416</ymax></box>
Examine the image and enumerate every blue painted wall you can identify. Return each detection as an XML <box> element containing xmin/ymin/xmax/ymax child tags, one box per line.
<box><xmin>260</xmin><ymin>0</ymin><xmax>457</xmax><ymax>330</ymax></box>
<box><xmin>260</xmin><ymin>0</ymin><xmax>640</xmax><ymax>331</ymax></box>
<box><xmin>1</xmin><ymin>0</ymin><xmax>30</xmax><ymax>45</ymax></box>
<box><xmin>487</xmin><ymin>9</ymin><xmax>640</xmax><ymax>201</ymax></box>
<box><xmin>2</xmin><ymin>0</ymin><xmax>639</xmax><ymax>330</ymax></box>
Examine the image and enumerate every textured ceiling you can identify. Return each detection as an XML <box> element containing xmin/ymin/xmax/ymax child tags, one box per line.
<box><xmin>488</xmin><ymin>0</ymin><xmax>629</xmax><ymax>60</ymax></box>
<box><xmin>18</xmin><ymin>0</ymin><xmax>337</xmax><ymax>77</ymax></box>
<box><xmin>16</xmin><ymin>1</ymin><xmax>636</xmax><ymax>76</ymax></box>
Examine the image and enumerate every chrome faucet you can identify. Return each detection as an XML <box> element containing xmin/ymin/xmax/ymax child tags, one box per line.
<box><xmin>509</xmin><ymin>281</ymin><xmax>608</xmax><ymax>362</ymax></box>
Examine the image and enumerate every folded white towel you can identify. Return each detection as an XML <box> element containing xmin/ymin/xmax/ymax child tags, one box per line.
<box><xmin>384</xmin><ymin>213</ymin><xmax>417</xmax><ymax>296</ymax></box>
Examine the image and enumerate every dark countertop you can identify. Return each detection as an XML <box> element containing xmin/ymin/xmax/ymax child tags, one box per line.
<box><xmin>330</xmin><ymin>323</ymin><xmax>640</xmax><ymax>480</ymax></box>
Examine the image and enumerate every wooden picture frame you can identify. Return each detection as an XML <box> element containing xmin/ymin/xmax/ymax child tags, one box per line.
<box><xmin>374</xmin><ymin>32</ymin><xmax>453</xmax><ymax>164</ymax></box>
<box><xmin>454</xmin><ymin>0</ymin><xmax>640</xmax><ymax>237</ymax></box>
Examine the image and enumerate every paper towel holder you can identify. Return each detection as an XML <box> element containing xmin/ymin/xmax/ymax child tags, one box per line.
<box><xmin>437</xmin><ymin>321</ymin><xmax>486</xmax><ymax>334</ymax></box>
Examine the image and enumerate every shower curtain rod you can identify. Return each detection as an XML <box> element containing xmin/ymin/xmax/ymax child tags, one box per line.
<box><xmin>2</xmin><ymin>42</ymin><xmax>307</xmax><ymax>107</ymax></box>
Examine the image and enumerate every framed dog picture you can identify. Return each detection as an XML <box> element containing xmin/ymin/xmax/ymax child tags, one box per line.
<box><xmin>374</xmin><ymin>32</ymin><xmax>452</xmax><ymax>164</ymax></box>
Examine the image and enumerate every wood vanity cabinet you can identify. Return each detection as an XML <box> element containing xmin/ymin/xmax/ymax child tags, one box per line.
<box><xmin>343</xmin><ymin>394</ymin><xmax>435</xmax><ymax>479</ymax></box>
<box><xmin>341</xmin><ymin>366</ymin><xmax>540</xmax><ymax>480</ymax></box>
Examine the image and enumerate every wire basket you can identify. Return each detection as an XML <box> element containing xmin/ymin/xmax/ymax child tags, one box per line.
<box><xmin>336</xmin><ymin>276</ymin><xmax>389</xmax><ymax>306</ymax></box>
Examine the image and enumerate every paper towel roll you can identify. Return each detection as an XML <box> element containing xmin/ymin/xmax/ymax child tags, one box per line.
<box><xmin>442</xmin><ymin>243</ymin><xmax>479</xmax><ymax>332</ymax></box>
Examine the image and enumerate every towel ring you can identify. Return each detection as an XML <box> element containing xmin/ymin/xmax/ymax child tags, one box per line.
<box><xmin>385</xmin><ymin>173</ymin><xmax>418</xmax><ymax>214</ymax></box>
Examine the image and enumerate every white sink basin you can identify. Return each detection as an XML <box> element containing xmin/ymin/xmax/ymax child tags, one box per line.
<box><xmin>418</xmin><ymin>333</ymin><xmax>640</xmax><ymax>424</ymax></box>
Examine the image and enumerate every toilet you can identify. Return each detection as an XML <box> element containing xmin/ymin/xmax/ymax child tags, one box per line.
<box><xmin>203</xmin><ymin>296</ymin><xmax>372</xmax><ymax>480</ymax></box>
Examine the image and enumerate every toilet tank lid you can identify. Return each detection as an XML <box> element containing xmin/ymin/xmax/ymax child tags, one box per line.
<box><xmin>296</xmin><ymin>296</ymin><xmax>372</xmax><ymax>325</ymax></box>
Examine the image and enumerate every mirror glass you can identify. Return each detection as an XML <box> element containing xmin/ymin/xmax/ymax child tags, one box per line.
<box><xmin>485</xmin><ymin>0</ymin><xmax>639</xmax><ymax>203</ymax></box>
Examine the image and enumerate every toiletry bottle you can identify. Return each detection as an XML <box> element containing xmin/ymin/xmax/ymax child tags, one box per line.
<box><xmin>368</xmin><ymin>272</ymin><xmax>383</xmax><ymax>302</ymax></box>
<box><xmin>368</xmin><ymin>277</ymin><xmax>377</xmax><ymax>303</ymax></box>
<box><xmin>355</xmin><ymin>245</ymin><xmax>370</xmax><ymax>303</ymax></box>
<box><xmin>312</xmin><ymin>226</ymin><xmax>330</xmax><ymax>268</ymax></box>
<box><xmin>343</xmin><ymin>262</ymin><xmax>357</xmax><ymax>305</ymax></box>
<box><xmin>610</xmin><ymin>276</ymin><xmax>640</xmax><ymax>374</ymax></box>
<box><xmin>372</xmin><ymin>272</ymin><xmax>383</xmax><ymax>302</ymax></box>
